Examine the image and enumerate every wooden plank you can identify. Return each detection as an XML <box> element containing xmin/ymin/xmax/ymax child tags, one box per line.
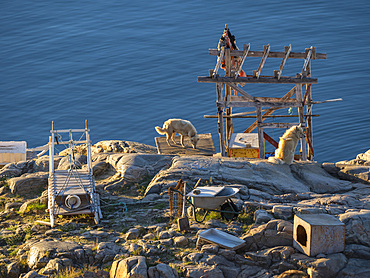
<box><xmin>204</xmin><ymin>114</ymin><xmax>320</xmax><ymax>119</ymax></box>
<box><xmin>309</xmin><ymin>98</ymin><xmax>343</xmax><ymax>104</ymax></box>
<box><xmin>263</xmin><ymin>132</ymin><xmax>278</xmax><ymax>148</ymax></box>
<box><xmin>220</xmin><ymin>95</ymin><xmax>301</xmax><ymax>108</ymax></box>
<box><xmin>274</xmin><ymin>45</ymin><xmax>291</xmax><ymax>79</ymax></box>
<box><xmin>301</xmin><ymin>47</ymin><xmax>313</xmax><ymax>78</ymax></box>
<box><xmin>208</xmin><ymin>48</ymin><xmax>327</xmax><ymax>59</ymax></box>
<box><xmin>197</xmin><ymin>76</ymin><xmax>318</xmax><ymax>84</ymax></box>
<box><xmin>49</xmin><ymin>140</ymin><xmax>88</xmax><ymax>145</ymax></box>
<box><xmin>252</xmin><ymin>96</ymin><xmax>298</xmax><ymax>103</ymax></box>
<box><xmin>259</xmin><ymin>122</ymin><xmax>299</xmax><ymax>128</ymax></box>
<box><xmin>51</xmin><ymin>129</ymin><xmax>89</xmax><ymax>133</ymax></box>
<box><xmin>253</xmin><ymin>45</ymin><xmax>270</xmax><ymax>79</ymax></box>
<box><xmin>243</xmin><ymin>86</ymin><xmax>296</xmax><ymax>133</ymax></box>
<box><xmin>234</xmin><ymin>43</ymin><xmax>250</xmax><ymax>78</ymax></box>
<box><xmin>213</xmin><ymin>47</ymin><xmax>225</xmax><ymax>77</ymax></box>
<box><xmin>155</xmin><ymin>133</ymin><xmax>216</xmax><ymax>156</ymax></box>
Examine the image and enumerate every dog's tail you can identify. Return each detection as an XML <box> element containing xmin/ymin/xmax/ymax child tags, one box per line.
<box><xmin>155</xmin><ymin>126</ymin><xmax>166</xmax><ymax>135</ymax></box>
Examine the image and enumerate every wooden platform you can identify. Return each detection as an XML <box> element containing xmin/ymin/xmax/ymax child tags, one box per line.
<box><xmin>155</xmin><ymin>133</ymin><xmax>216</xmax><ymax>156</ymax></box>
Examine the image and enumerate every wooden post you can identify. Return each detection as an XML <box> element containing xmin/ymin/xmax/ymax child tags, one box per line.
<box><xmin>85</xmin><ymin>120</ymin><xmax>93</xmax><ymax>174</ymax></box>
<box><xmin>49</xmin><ymin>121</ymin><xmax>55</xmax><ymax>227</ymax></box>
<box><xmin>306</xmin><ymin>61</ymin><xmax>314</xmax><ymax>160</ymax></box>
<box><xmin>49</xmin><ymin>122</ymin><xmax>54</xmax><ymax>176</ymax></box>
<box><xmin>217</xmin><ymin>83</ymin><xmax>226</xmax><ymax>156</ymax></box>
<box><xmin>256</xmin><ymin>106</ymin><xmax>265</xmax><ymax>158</ymax></box>
<box><xmin>224</xmin><ymin>48</ymin><xmax>233</xmax><ymax>148</ymax></box>
<box><xmin>296</xmin><ymin>84</ymin><xmax>307</xmax><ymax>161</ymax></box>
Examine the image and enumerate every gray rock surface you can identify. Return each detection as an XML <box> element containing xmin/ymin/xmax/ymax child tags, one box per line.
<box><xmin>27</xmin><ymin>239</ymin><xmax>92</xmax><ymax>269</ymax></box>
<box><xmin>8</xmin><ymin>172</ymin><xmax>48</xmax><ymax>197</ymax></box>
<box><xmin>110</xmin><ymin>256</ymin><xmax>148</xmax><ymax>278</ymax></box>
<box><xmin>148</xmin><ymin>263</ymin><xmax>178</xmax><ymax>278</ymax></box>
<box><xmin>241</xmin><ymin>219</ymin><xmax>293</xmax><ymax>250</ymax></box>
<box><xmin>337</xmin><ymin>258</ymin><xmax>370</xmax><ymax>277</ymax></box>
<box><xmin>145</xmin><ymin>156</ymin><xmax>353</xmax><ymax>195</ymax></box>
<box><xmin>339</xmin><ymin>209</ymin><xmax>370</xmax><ymax>247</ymax></box>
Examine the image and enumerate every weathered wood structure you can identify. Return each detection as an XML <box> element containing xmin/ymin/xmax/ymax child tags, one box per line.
<box><xmin>197</xmin><ymin>25</ymin><xmax>336</xmax><ymax>161</ymax></box>
<box><xmin>48</xmin><ymin>121</ymin><xmax>101</xmax><ymax>227</ymax></box>
<box><xmin>155</xmin><ymin>133</ymin><xmax>216</xmax><ymax>156</ymax></box>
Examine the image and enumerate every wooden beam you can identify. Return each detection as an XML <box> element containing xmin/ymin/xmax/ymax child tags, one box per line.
<box><xmin>234</xmin><ymin>43</ymin><xmax>250</xmax><ymax>78</ymax></box>
<box><xmin>213</xmin><ymin>47</ymin><xmax>225</xmax><ymax>77</ymax></box>
<box><xmin>296</xmin><ymin>84</ymin><xmax>307</xmax><ymax>161</ymax></box>
<box><xmin>228</xmin><ymin>83</ymin><xmax>255</xmax><ymax>100</ymax></box>
<box><xmin>208</xmin><ymin>48</ymin><xmax>327</xmax><ymax>59</ymax></box>
<box><xmin>243</xmin><ymin>86</ymin><xmax>296</xmax><ymax>133</ymax></box>
<box><xmin>225</xmin><ymin>48</ymin><xmax>233</xmax><ymax>147</ymax></box>
<box><xmin>253</xmin><ymin>44</ymin><xmax>270</xmax><ymax>79</ymax></box>
<box><xmin>256</xmin><ymin>106</ymin><xmax>264</xmax><ymax>158</ymax></box>
<box><xmin>263</xmin><ymin>132</ymin><xmax>278</xmax><ymax>148</ymax></box>
<box><xmin>197</xmin><ymin>76</ymin><xmax>318</xmax><ymax>84</ymax></box>
<box><xmin>306</xmin><ymin>61</ymin><xmax>314</xmax><ymax>160</ymax></box>
<box><xmin>217</xmin><ymin>83</ymin><xmax>226</xmax><ymax>156</ymax></box>
<box><xmin>219</xmin><ymin>100</ymin><xmax>301</xmax><ymax>108</ymax></box>
<box><xmin>300</xmin><ymin>47</ymin><xmax>313</xmax><ymax>78</ymax></box>
<box><xmin>51</xmin><ymin>129</ymin><xmax>89</xmax><ymax>133</ymax></box>
<box><xmin>274</xmin><ymin>45</ymin><xmax>291</xmax><ymax>80</ymax></box>
<box><xmin>204</xmin><ymin>114</ymin><xmax>320</xmax><ymax>119</ymax></box>
<box><xmin>220</xmin><ymin>94</ymin><xmax>300</xmax><ymax>108</ymax></box>
<box><xmin>259</xmin><ymin>122</ymin><xmax>299</xmax><ymax>128</ymax></box>
<box><xmin>309</xmin><ymin>98</ymin><xmax>343</xmax><ymax>104</ymax></box>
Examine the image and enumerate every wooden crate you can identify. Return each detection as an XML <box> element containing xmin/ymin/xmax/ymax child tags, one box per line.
<box><xmin>228</xmin><ymin>133</ymin><xmax>259</xmax><ymax>158</ymax></box>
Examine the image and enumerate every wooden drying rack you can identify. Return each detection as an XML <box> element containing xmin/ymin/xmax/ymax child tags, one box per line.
<box><xmin>197</xmin><ymin>27</ymin><xmax>340</xmax><ymax>161</ymax></box>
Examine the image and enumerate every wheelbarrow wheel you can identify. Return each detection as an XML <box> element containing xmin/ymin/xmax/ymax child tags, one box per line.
<box><xmin>220</xmin><ymin>201</ymin><xmax>238</xmax><ymax>221</ymax></box>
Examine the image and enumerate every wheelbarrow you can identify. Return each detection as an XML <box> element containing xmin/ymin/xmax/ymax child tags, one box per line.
<box><xmin>185</xmin><ymin>186</ymin><xmax>240</xmax><ymax>223</ymax></box>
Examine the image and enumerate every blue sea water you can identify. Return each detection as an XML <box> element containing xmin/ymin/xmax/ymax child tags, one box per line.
<box><xmin>1</xmin><ymin>0</ymin><xmax>369</xmax><ymax>163</ymax></box>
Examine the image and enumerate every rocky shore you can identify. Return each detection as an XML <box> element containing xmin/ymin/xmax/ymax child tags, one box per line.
<box><xmin>0</xmin><ymin>140</ymin><xmax>369</xmax><ymax>278</ymax></box>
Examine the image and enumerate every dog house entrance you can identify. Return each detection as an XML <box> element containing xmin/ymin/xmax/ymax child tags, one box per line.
<box><xmin>296</xmin><ymin>224</ymin><xmax>307</xmax><ymax>247</ymax></box>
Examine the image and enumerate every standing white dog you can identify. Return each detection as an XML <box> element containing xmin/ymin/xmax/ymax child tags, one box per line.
<box><xmin>269</xmin><ymin>124</ymin><xmax>305</xmax><ymax>165</ymax></box>
<box><xmin>155</xmin><ymin>119</ymin><xmax>200</xmax><ymax>149</ymax></box>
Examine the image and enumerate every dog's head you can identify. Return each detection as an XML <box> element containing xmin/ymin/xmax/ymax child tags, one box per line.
<box><xmin>295</xmin><ymin>124</ymin><xmax>306</xmax><ymax>138</ymax></box>
<box><xmin>191</xmin><ymin>135</ymin><xmax>200</xmax><ymax>149</ymax></box>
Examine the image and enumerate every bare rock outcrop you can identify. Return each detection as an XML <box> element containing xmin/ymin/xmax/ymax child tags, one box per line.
<box><xmin>145</xmin><ymin>156</ymin><xmax>353</xmax><ymax>196</ymax></box>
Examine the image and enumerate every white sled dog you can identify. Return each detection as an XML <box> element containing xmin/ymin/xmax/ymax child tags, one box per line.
<box><xmin>155</xmin><ymin>119</ymin><xmax>200</xmax><ymax>149</ymax></box>
<box><xmin>268</xmin><ymin>124</ymin><xmax>305</xmax><ymax>165</ymax></box>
